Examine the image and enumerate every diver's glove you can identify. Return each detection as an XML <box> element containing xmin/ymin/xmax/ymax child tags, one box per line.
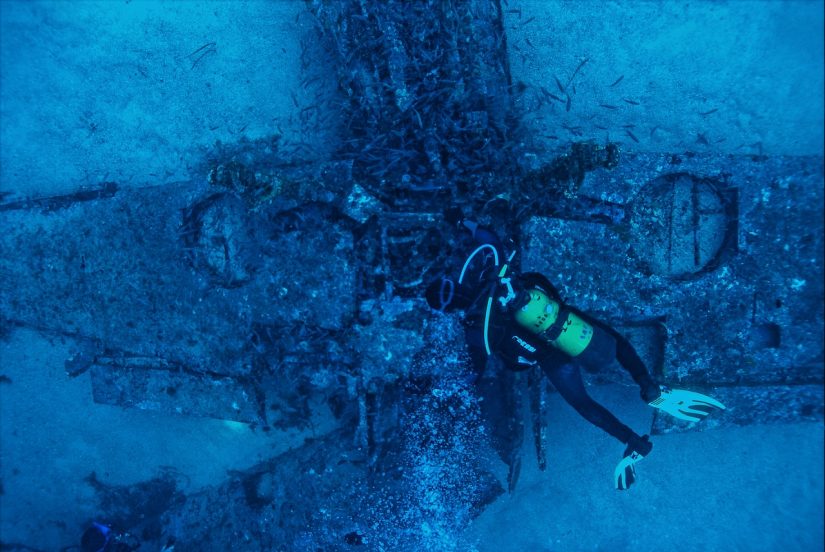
<box><xmin>640</xmin><ymin>380</ymin><xmax>662</xmax><ymax>403</ymax></box>
<box><xmin>614</xmin><ymin>434</ymin><xmax>652</xmax><ymax>491</ymax></box>
<box><xmin>648</xmin><ymin>385</ymin><xmax>726</xmax><ymax>422</ymax></box>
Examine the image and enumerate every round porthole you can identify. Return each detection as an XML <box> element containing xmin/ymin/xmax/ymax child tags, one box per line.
<box><xmin>628</xmin><ymin>173</ymin><xmax>734</xmax><ymax>279</ymax></box>
<box><xmin>181</xmin><ymin>193</ymin><xmax>260</xmax><ymax>288</ymax></box>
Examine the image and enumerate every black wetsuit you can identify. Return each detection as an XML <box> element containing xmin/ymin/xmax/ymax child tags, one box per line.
<box><xmin>467</xmin><ymin>285</ymin><xmax>658</xmax><ymax>446</ymax></box>
<box><xmin>431</xmin><ymin>228</ymin><xmax>659</xmax><ymax>448</ymax></box>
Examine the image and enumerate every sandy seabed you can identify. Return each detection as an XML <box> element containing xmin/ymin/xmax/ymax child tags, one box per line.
<box><xmin>465</xmin><ymin>383</ymin><xmax>824</xmax><ymax>552</ymax></box>
<box><xmin>2</xmin><ymin>327</ymin><xmax>822</xmax><ymax>551</ymax></box>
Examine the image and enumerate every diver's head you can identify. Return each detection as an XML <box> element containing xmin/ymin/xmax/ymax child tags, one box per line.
<box><xmin>81</xmin><ymin>522</ymin><xmax>111</xmax><ymax>552</ymax></box>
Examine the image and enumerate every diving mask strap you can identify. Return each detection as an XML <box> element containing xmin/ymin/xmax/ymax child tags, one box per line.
<box><xmin>438</xmin><ymin>278</ymin><xmax>455</xmax><ymax>311</ymax></box>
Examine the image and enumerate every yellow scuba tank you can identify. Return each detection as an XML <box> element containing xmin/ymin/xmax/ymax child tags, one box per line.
<box><xmin>512</xmin><ymin>288</ymin><xmax>593</xmax><ymax>357</ymax></box>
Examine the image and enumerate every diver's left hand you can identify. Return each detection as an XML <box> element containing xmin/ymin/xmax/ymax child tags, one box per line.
<box><xmin>614</xmin><ymin>434</ymin><xmax>652</xmax><ymax>490</ymax></box>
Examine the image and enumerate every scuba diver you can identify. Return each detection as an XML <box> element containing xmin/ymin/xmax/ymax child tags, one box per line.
<box><xmin>425</xmin><ymin>221</ymin><xmax>725</xmax><ymax>490</ymax></box>
<box><xmin>63</xmin><ymin>522</ymin><xmax>141</xmax><ymax>552</ymax></box>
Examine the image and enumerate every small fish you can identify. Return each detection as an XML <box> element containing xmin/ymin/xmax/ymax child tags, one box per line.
<box><xmin>522</xmin><ymin>16</ymin><xmax>535</xmax><ymax>25</ymax></box>
<box><xmin>566</xmin><ymin>94</ymin><xmax>572</xmax><ymax>112</ymax></box>
<box><xmin>554</xmin><ymin>75</ymin><xmax>565</xmax><ymax>93</ymax></box>
<box><xmin>599</xmin><ymin>104</ymin><xmax>619</xmax><ymax>110</ymax></box>
<box><xmin>540</xmin><ymin>87</ymin><xmax>564</xmax><ymax>103</ymax></box>
<box><xmin>650</xmin><ymin>125</ymin><xmax>659</xmax><ymax>137</ymax></box>
<box><xmin>190</xmin><ymin>48</ymin><xmax>216</xmax><ymax>70</ymax></box>
<box><xmin>622</xmin><ymin>124</ymin><xmax>636</xmax><ymax>128</ymax></box>
<box><xmin>609</xmin><ymin>75</ymin><xmax>624</xmax><ymax>87</ymax></box>
<box><xmin>696</xmin><ymin>132</ymin><xmax>710</xmax><ymax>145</ymax></box>
<box><xmin>300</xmin><ymin>74</ymin><xmax>319</xmax><ymax>88</ymax></box>
<box><xmin>715</xmin><ymin>137</ymin><xmax>726</xmax><ymax>143</ymax></box>
<box><xmin>566</xmin><ymin>57</ymin><xmax>589</xmax><ymax>87</ymax></box>
<box><xmin>186</xmin><ymin>42</ymin><xmax>216</xmax><ymax>59</ymax></box>
<box><xmin>622</xmin><ymin>98</ymin><xmax>640</xmax><ymax>105</ymax></box>
<box><xmin>700</xmin><ymin>108</ymin><xmax>719</xmax><ymax>116</ymax></box>
<box><xmin>562</xmin><ymin>123</ymin><xmax>582</xmax><ymax>136</ymax></box>
<box><xmin>412</xmin><ymin>108</ymin><xmax>423</xmax><ymax>128</ymax></box>
<box><xmin>625</xmin><ymin>129</ymin><xmax>639</xmax><ymax>143</ymax></box>
<box><xmin>594</xmin><ymin>125</ymin><xmax>608</xmax><ymax>130</ymax></box>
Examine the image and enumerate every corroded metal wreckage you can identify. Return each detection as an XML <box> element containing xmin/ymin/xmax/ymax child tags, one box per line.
<box><xmin>0</xmin><ymin>0</ymin><xmax>822</xmax><ymax>549</ymax></box>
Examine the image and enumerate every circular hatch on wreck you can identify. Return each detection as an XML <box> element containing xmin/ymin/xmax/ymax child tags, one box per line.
<box><xmin>180</xmin><ymin>192</ymin><xmax>261</xmax><ymax>288</ymax></box>
<box><xmin>628</xmin><ymin>173</ymin><xmax>735</xmax><ymax>279</ymax></box>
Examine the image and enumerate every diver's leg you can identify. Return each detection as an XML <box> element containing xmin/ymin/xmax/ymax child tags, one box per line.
<box><xmin>613</xmin><ymin>332</ymin><xmax>660</xmax><ymax>402</ymax></box>
<box><xmin>543</xmin><ymin>361</ymin><xmax>637</xmax><ymax>445</ymax></box>
<box><xmin>573</xmin><ymin>310</ymin><xmax>660</xmax><ymax>402</ymax></box>
<box><xmin>476</xmin><ymin>355</ymin><xmax>525</xmax><ymax>491</ymax></box>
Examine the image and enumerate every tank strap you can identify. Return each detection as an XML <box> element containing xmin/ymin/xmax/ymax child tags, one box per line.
<box><xmin>540</xmin><ymin>308</ymin><xmax>571</xmax><ymax>342</ymax></box>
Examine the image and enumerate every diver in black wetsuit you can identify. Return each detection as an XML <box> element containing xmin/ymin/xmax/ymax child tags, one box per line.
<box><xmin>425</xmin><ymin>221</ymin><xmax>725</xmax><ymax>490</ymax></box>
<box><xmin>73</xmin><ymin>522</ymin><xmax>141</xmax><ymax>552</ymax></box>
